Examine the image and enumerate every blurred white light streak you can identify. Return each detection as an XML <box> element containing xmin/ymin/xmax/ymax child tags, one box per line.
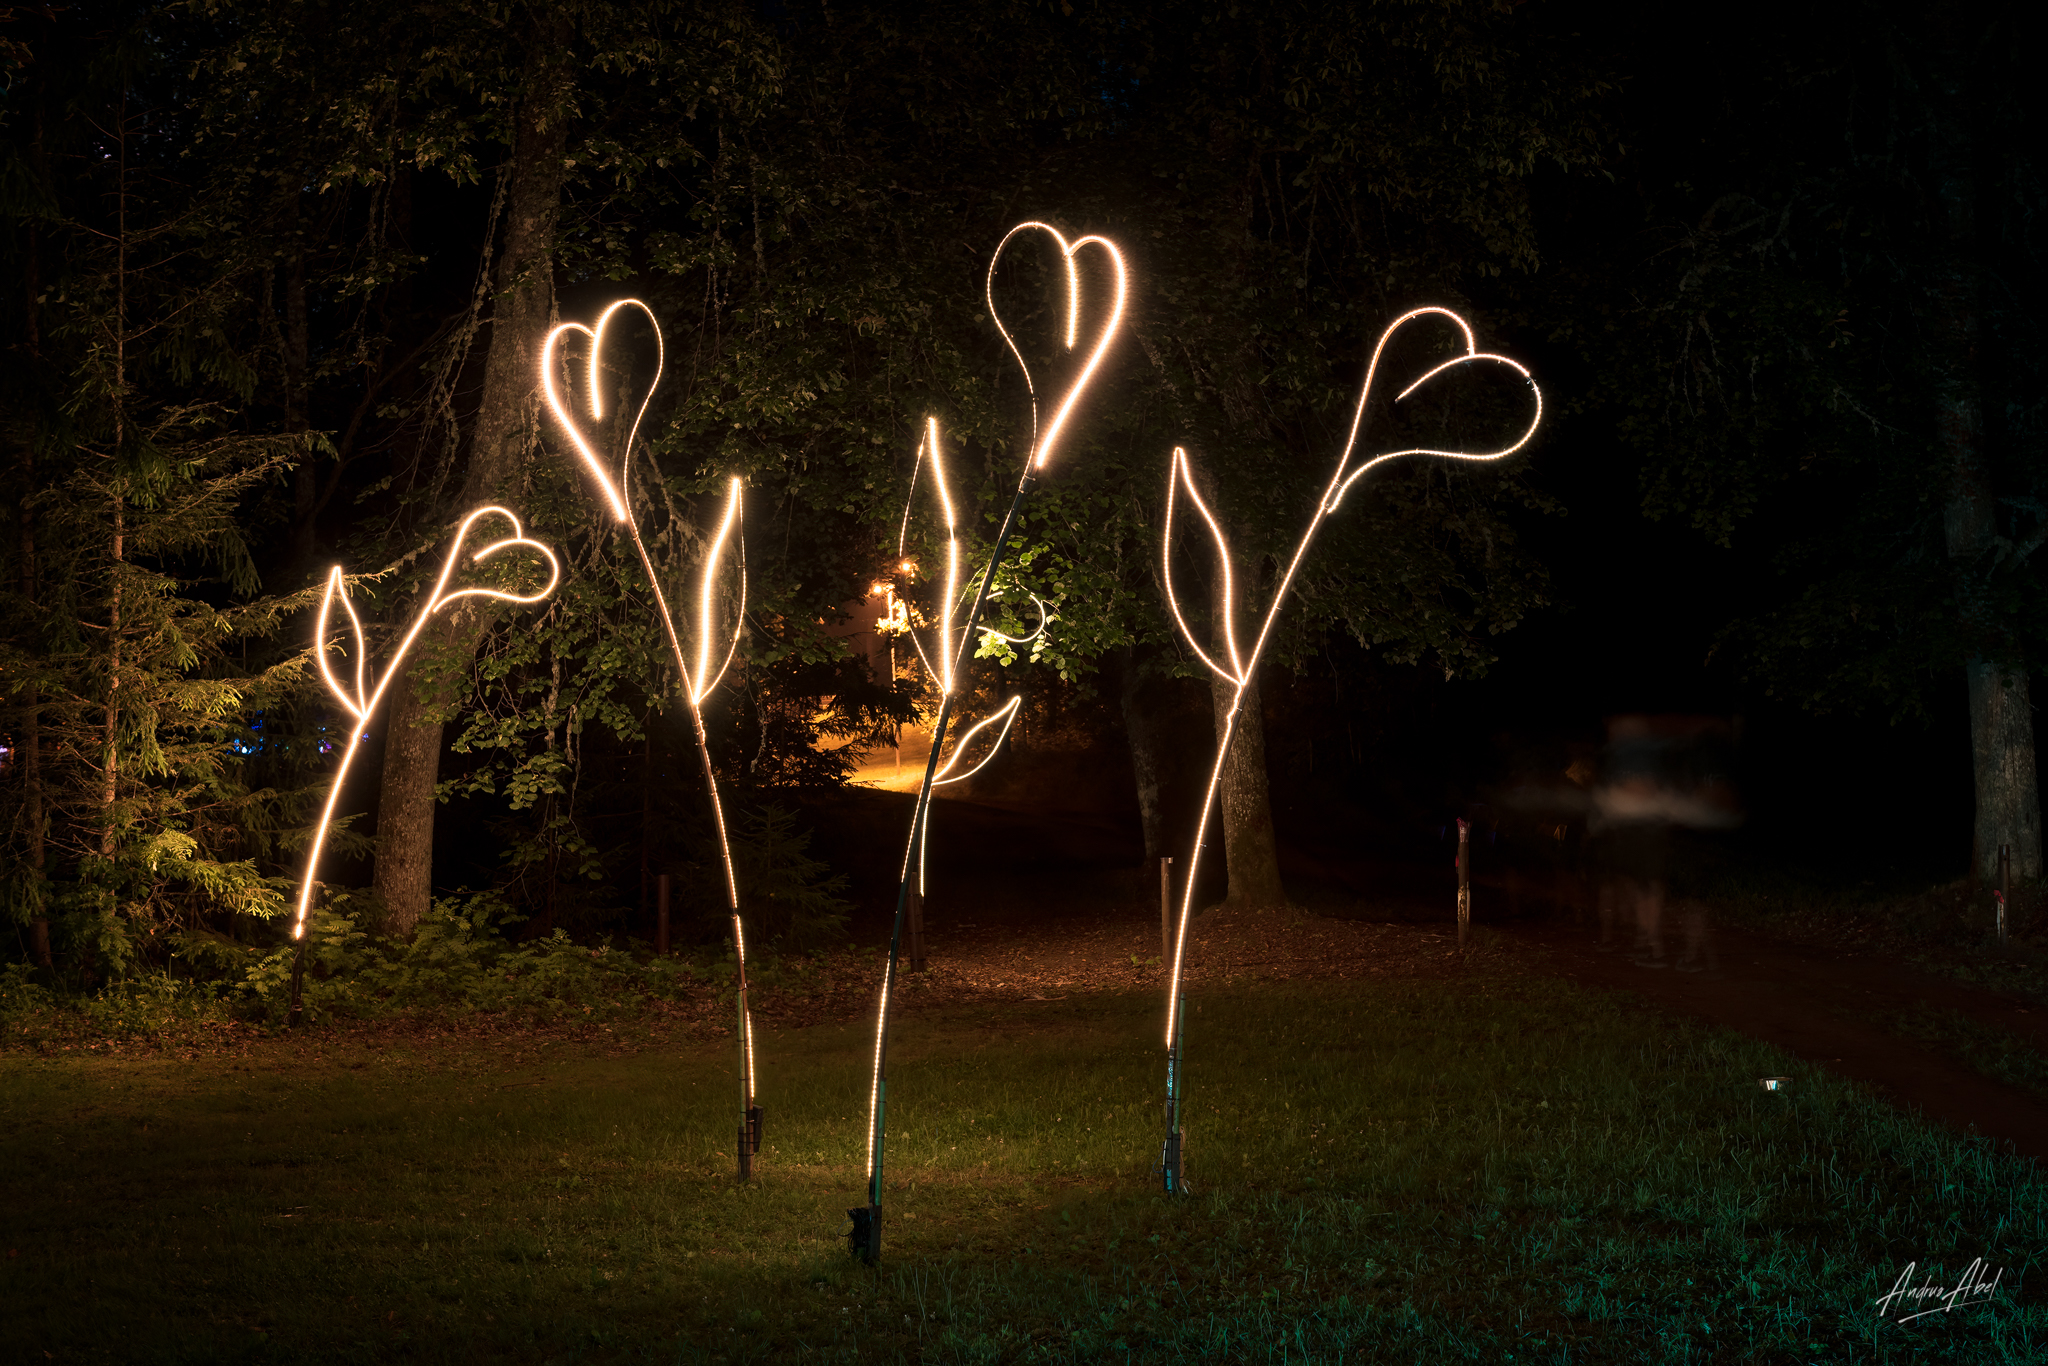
<box><xmin>294</xmin><ymin>507</ymin><xmax>560</xmax><ymax>941</ymax></box>
<box><xmin>1161</xmin><ymin>308</ymin><xmax>1542</xmax><ymax>1047</ymax></box>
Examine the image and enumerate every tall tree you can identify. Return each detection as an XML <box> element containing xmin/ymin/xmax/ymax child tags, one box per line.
<box><xmin>1</xmin><ymin>2</ymin><xmax>317</xmax><ymax>977</ymax></box>
<box><xmin>369</xmin><ymin>19</ymin><xmax>573</xmax><ymax>934</ymax></box>
<box><xmin>1580</xmin><ymin>0</ymin><xmax>2048</xmax><ymax>882</ymax></box>
<box><xmin>1923</xmin><ymin>11</ymin><xmax>2040</xmax><ymax>878</ymax></box>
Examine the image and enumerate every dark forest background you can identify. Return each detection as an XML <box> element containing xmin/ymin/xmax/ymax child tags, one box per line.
<box><xmin>4</xmin><ymin>0</ymin><xmax>2043</xmax><ymax>985</ymax></box>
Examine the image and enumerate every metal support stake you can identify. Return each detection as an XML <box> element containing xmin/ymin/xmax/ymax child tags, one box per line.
<box><xmin>735</xmin><ymin>937</ymin><xmax>754</xmax><ymax>1182</ymax></box>
<box><xmin>848</xmin><ymin>1203</ymin><xmax>881</xmax><ymax>1261</ymax></box>
<box><xmin>908</xmin><ymin>882</ymin><xmax>926</xmax><ymax>974</ymax></box>
<box><xmin>1456</xmin><ymin>817</ymin><xmax>1471</xmax><ymax>948</ymax></box>
<box><xmin>1998</xmin><ymin>843</ymin><xmax>2011</xmax><ymax>953</ymax></box>
<box><xmin>1158</xmin><ymin>990</ymin><xmax>1186</xmax><ymax>1194</ymax></box>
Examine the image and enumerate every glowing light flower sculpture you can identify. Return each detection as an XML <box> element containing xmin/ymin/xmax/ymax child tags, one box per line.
<box><xmin>540</xmin><ymin>302</ymin><xmax>759</xmax><ymax>1180</ymax></box>
<box><xmin>888</xmin><ymin>417</ymin><xmax>1048</xmax><ymax>890</ymax></box>
<box><xmin>1155</xmin><ymin>307</ymin><xmax>1542</xmax><ymax>1193</ymax></box>
<box><xmin>852</xmin><ymin>224</ymin><xmax>1127</xmax><ymax>1263</ymax></box>
<box><xmin>288</xmin><ymin>507</ymin><xmax>561</xmax><ymax>1022</ymax></box>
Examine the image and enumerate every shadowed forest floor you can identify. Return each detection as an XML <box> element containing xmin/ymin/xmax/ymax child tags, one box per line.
<box><xmin>8</xmin><ymin>787</ymin><xmax>2048</xmax><ymax>1361</ymax></box>
<box><xmin>6</xmin><ymin>947</ymin><xmax>2044</xmax><ymax>1363</ymax></box>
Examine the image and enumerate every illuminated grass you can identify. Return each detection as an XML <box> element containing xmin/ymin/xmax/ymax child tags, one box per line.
<box><xmin>2</xmin><ymin>968</ymin><xmax>2041</xmax><ymax>1363</ymax></box>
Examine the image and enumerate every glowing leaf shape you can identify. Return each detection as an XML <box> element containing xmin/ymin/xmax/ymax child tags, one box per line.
<box><xmin>1161</xmin><ymin>448</ymin><xmax>1246</xmax><ymax>687</ymax></box>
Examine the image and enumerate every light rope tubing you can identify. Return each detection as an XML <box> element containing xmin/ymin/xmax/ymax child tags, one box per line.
<box><xmin>541</xmin><ymin>303</ymin><xmax>760</xmax><ymax>1179</ymax></box>
<box><xmin>855</xmin><ymin>223</ymin><xmax>1128</xmax><ymax>1262</ymax></box>
<box><xmin>1156</xmin><ymin>307</ymin><xmax>1543</xmax><ymax>1192</ymax></box>
<box><xmin>288</xmin><ymin>507</ymin><xmax>562</xmax><ymax>1022</ymax></box>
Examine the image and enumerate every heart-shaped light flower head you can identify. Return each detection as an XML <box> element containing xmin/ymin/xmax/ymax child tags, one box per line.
<box><xmin>985</xmin><ymin>223</ymin><xmax>1129</xmax><ymax>473</ymax></box>
<box><xmin>540</xmin><ymin>299</ymin><xmax>664</xmax><ymax>524</ymax></box>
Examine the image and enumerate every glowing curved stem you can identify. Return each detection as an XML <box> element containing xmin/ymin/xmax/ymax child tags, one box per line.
<box><xmin>1158</xmin><ymin>309</ymin><xmax>1543</xmax><ymax>1163</ymax></box>
<box><xmin>293</xmin><ymin>507</ymin><xmax>560</xmax><ymax>945</ymax></box>
<box><xmin>541</xmin><ymin>304</ymin><xmax>759</xmax><ymax>1176</ymax></box>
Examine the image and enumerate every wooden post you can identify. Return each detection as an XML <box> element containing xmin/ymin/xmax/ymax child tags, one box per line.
<box><xmin>656</xmin><ymin>873</ymin><xmax>671</xmax><ymax>957</ymax></box>
<box><xmin>1456</xmin><ymin>818</ymin><xmax>1471</xmax><ymax>948</ymax></box>
<box><xmin>908</xmin><ymin>882</ymin><xmax>926</xmax><ymax>973</ymax></box>
<box><xmin>1159</xmin><ymin>856</ymin><xmax>1173</xmax><ymax>964</ymax></box>
<box><xmin>1998</xmin><ymin>843</ymin><xmax>2011</xmax><ymax>952</ymax></box>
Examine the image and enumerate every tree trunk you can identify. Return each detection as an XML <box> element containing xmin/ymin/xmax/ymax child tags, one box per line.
<box><xmin>100</xmin><ymin>490</ymin><xmax>122</xmax><ymax>862</ymax></box>
<box><xmin>371</xmin><ymin>27</ymin><xmax>569</xmax><ymax>936</ymax></box>
<box><xmin>1966</xmin><ymin>662</ymin><xmax>2041</xmax><ymax>879</ymax></box>
<box><xmin>17</xmin><ymin>445</ymin><xmax>50</xmax><ymax>971</ymax></box>
<box><xmin>1119</xmin><ymin>646</ymin><xmax>1171</xmax><ymax>862</ymax></box>
<box><xmin>1210</xmin><ymin>669</ymin><xmax>1285</xmax><ymax>911</ymax></box>
<box><xmin>1189</xmin><ymin>92</ymin><xmax>1289</xmax><ymax>914</ymax></box>
<box><xmin>1924</xmin><ymin>19</ymin><xmax>2041</xmax><ymax>880</ymax></box>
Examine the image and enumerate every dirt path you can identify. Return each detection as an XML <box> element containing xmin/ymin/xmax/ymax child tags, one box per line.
<box><xmin>752</xmin><ymin>910</ymin><xmax>1478</xmax><ymax>1032</ymax></box>
<box><xmin>1496</xmin><ymin>918</ymin><xmax>2048</xmax><ymax>1159</ymax></box>
<box><xmin>770</xmin><ymin>870</ymin><xmax>2048</xmax><ymax>1163</ymax></box>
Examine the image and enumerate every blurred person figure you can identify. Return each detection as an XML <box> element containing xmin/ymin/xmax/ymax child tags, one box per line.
<box><xmin>1590</xmin><ymin>716</ymin><xmax>1743</xmax><ymax>970</ymax></box>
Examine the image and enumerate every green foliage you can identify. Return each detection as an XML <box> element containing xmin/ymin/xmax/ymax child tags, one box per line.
<box><xmin>698</xmin><ymin>804</ymin><xmax>851</xmax><ymax>951</ymax></box>
<box><xmin>0</xmin><ymin>963</ymin><xmax>53</xmax><ymax>1025</ymax></box>
<box><xmin>236</xmin><ymin>892</ymin><xmax>702</xmax><ymax>1023</ymax></box>
<box><xmin>0</xmin><ymin>3</ymin><xmax>329</xmax><ymax>982</ymax></box>
<box><xmin>4</xmin><ymin>0</ymin><xmax>1618</xmax><ymax>980</ymax></box>
<box><xmin>222</xmin><ymin>800</ymin><xmax>843</xmax><ymax>1022</ymax></box>
<box><xmin>646</xmin><ymin>1</ymin><xmax>1605</xmax><ymax>695</ymax></box>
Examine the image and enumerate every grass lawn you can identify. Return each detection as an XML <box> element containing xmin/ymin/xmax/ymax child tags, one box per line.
<box><xmin>3</xmin><ymin>960</ymin><xmax>2041</xmax><ymax>1363</ymax></box>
